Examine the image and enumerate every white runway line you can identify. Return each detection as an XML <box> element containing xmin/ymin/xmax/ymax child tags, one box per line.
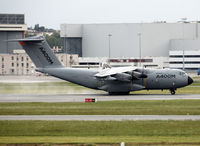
<box><xmin>0</xmin><ymin>115</ymin><xmax>200</xmax><ymax>121</ymax></box>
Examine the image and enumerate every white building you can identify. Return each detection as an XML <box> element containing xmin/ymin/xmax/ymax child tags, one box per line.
<box><xmin>75</xmin><ymin>56</ymin><xmax>168</xmax><ymax>69</ymax></box>
<box><xmin>169</xmin><ymin>39</ymin><xmax>200</xmax><ymax>70</ymax></box>
<box><xmin>169</xmin><ymin>50</ymin><xmax>200</xmax><ymax>70</ymax></box>
<box><xmin>0</xmin><ymin>52</ymin><xmax>78</xmax><ymax>75</ymax></box>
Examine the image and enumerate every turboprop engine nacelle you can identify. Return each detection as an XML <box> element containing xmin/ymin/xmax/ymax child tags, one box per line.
<box><xmin>127</xmin><ymin>71</ymin><xmax>147</xmax><ymax>80</ymax></box>
<box><xmin>112</xmin><ymin>73</ymin><xmax>132</xmax><ymax>82</ymax></box>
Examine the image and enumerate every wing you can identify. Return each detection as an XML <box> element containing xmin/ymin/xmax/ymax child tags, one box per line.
<box><xmin>95</xmin><ymin>66</ymin><xmax>147</xmax><ymax>82</ymax></box>
<box><xmin>95</xmin><ymin>66</ymin><xmax>137</xmax><ymax>77</ymax></box>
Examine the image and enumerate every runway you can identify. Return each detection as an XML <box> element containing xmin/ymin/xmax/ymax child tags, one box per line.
<box><xmin>0</xmin><ymin>93</ymin><xmax>200</xmax><ymax>102</ymax></box>
<box><xmin>0</xmin><ymin>115</ymin><xmax>200</xmax><ymax>121</ymax></box>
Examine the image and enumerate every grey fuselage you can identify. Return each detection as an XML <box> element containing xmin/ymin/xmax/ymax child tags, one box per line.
<box><xmin>38</xmin><ymin>67</ymin><xmax>191</xmax><ymax>93</ymax></box>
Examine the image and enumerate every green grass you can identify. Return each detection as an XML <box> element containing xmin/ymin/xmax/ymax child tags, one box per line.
<box><xmin>1</xmin><ymin>100</ymin><xmax>200</xmax><ymax>115</ymax></box>
<box><xmin>1</xmin><ymin>136</ymin><xmax>200</xmax><ymax>144</ymax></box>
<box><xmin>190</xmin><ymin>82</ymin><xmax>200</xmax><ymax>86</ymax></box>
<box><xmin>0</xmin><ymin>120</ymin><xmax>200</xmax><ymax>144</ymax></box>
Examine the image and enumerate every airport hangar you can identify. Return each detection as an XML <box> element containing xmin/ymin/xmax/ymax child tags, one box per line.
<box><xmin>61</xmin><ymin>22</ymin><xmax>200</xmax><ymax>70</ymax></box>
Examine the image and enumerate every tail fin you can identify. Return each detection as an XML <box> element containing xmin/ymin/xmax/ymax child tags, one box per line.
<box><xmin>8</xmin><ymin>36</ymin><xmax>63</xmax><ymax>68</ymax></box>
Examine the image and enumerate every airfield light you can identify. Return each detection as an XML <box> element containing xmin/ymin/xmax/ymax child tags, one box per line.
<box><xmin>138</xmin><ymin>32</ymin><xmax>142</xmax><ymax>67</ymax></box>
<box><xmin>108</xmin><ymin>34</ymin><xmax>112</xmax><ymax>64</ymax></box>
<box><xmin>181</xmin><ymin>18</ymin><xmax>187</xmax><ymax>70</ymax></box>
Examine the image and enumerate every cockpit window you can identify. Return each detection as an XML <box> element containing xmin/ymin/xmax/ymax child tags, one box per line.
<box><xmin>179</xmin><ymin>71</ymin><xmax>186</xmax><ymax>76</ymax></box>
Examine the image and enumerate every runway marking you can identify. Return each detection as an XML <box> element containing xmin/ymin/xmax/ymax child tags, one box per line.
<box><xmin>0</xmin><ymin>115</ymin><xmax>200</xmax><ymax>121</ymax></box>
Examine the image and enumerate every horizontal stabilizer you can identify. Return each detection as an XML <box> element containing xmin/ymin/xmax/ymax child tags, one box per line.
<box><xmin>6</xmin><ymin>36</ymin><xmax>44</xmax><ymax>42</ymax></box>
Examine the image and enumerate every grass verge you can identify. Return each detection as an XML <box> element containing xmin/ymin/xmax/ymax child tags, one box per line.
<box><xmin>1</xmin><ymin>120</ymin><xmax>200</xmax><ymax>136</ymax></box>
<box><xmin>1</xmin><ymin>136</ymin><xmax>200</xmax><ymax>144</ymax></box>
<box><xmin>1</xmin><ymin>100</ymin><xmax>200</xmax><ymax>115</ymax></box>
<box><xmin>0</xmin><ymin>120</ymin><xmax>200</xmax><ymax>144</ymax></box>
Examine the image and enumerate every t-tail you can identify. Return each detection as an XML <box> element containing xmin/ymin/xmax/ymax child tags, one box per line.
<box><xmin>8</xmin><ymin>36</ymin><xmax>63</xmax><ymax>69</ymax></box>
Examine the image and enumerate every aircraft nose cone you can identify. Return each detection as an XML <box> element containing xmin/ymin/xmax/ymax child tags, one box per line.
<box><xmin>188</xmin><ymin>76</ymin><xmax>193</xmax><ymax>85</ymax></box>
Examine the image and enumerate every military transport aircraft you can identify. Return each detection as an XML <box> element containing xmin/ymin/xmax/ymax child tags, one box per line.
<box><xmin>9</xmin><ymin>36</ymin><xmax>193</xmax><ymax>95</ymax></box>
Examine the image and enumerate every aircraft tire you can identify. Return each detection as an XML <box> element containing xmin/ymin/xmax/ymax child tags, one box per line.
<box><xmin>170</xmin><ymin>89</ymin><xmax>176</xmax><ymax>95</ymax></box>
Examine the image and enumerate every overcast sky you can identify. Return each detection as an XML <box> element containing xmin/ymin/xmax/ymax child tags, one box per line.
<box><xmin>0</xmin><ymin>0</ymin><xmax>199</xmax><ymax>29</ymax></box>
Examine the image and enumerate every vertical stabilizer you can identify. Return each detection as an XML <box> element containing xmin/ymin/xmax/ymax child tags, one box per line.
<box><xmin>8</xmin><ymin>36</ymin><xmax>63</xmax><ymax>68</ymax></box>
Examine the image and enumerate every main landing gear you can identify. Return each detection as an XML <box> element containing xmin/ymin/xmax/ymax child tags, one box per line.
<box><xmin>170</xmin><ymin>89</ymin><xmax>176</xmax><ymax>95</ymax></box>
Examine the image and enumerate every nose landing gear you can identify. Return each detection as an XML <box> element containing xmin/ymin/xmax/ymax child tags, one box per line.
<box><xmin>170</xmin><ymin>89</ymin><xmax>176</xmax><ymax>95</ymax></box>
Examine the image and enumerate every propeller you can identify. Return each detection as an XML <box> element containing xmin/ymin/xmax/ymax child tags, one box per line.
<box><xmin>129</xmin><ymin>69</ymin><xmax>147</xmax><ymax>80</ymax></box>
<box><xmin>140</xmin><ymin>69</ymin><xmax>148</xmax><ymax>78</ymax></box>
<box><xmin>102</xmin><ymin>63</ymin><xmax>111</xmax><ymax>69</ymax></box>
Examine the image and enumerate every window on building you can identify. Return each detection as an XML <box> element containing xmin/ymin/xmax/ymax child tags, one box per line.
<box><xmin>11</xmin><ymin>56</ymin><xmax>14</xmax><ymax>60</ymax></box>
<box><xmin>21</xmin><ymin>57</ymin><xmax>24</xmax><ymax>61</ymax></box>
<box><xmin>17</xmin><ymin>63</ymin><xmax>19</xmax><ymax>67</ymax></box>
<box><xmin>11</xmin><ymin>63</ymin><xmax>14</xmax><ymax>67</ymax></box>
<box><xmin>11</xmin><ymin>69</ymin><xmax>14</xmax><ymax>73</ymax></box>
<box><xmin>170</xmin><ymin>55</ymin><xmax>200</xmax><ymax>58</ymax></box>
<box><xmin>17</xmin><ymin>57</ymin><xmax>19</xmax><ymax>61</ymax></box>
<box><xmin>26</xmin><ymin>57</ymin><xmax>29</xmax><ymax>61</ymax></box>
<box><xmin>26</xmin><ymin>63</ymin><xmax>29</xmax><ymax>68</ymax></box>
<box><xmin>21</xmin><ymin>63</ymin><xmax>24</xmax><ymax>67</ymax></box>
<box><xmin>2</xmin><ymin>64</ymin><xmax>4</xmax><ymax>68</ymax></box>
<box><xmin>2</xmin><ymin>57</ymin><xmax>4</xmax><ymax>62</ymax></box>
